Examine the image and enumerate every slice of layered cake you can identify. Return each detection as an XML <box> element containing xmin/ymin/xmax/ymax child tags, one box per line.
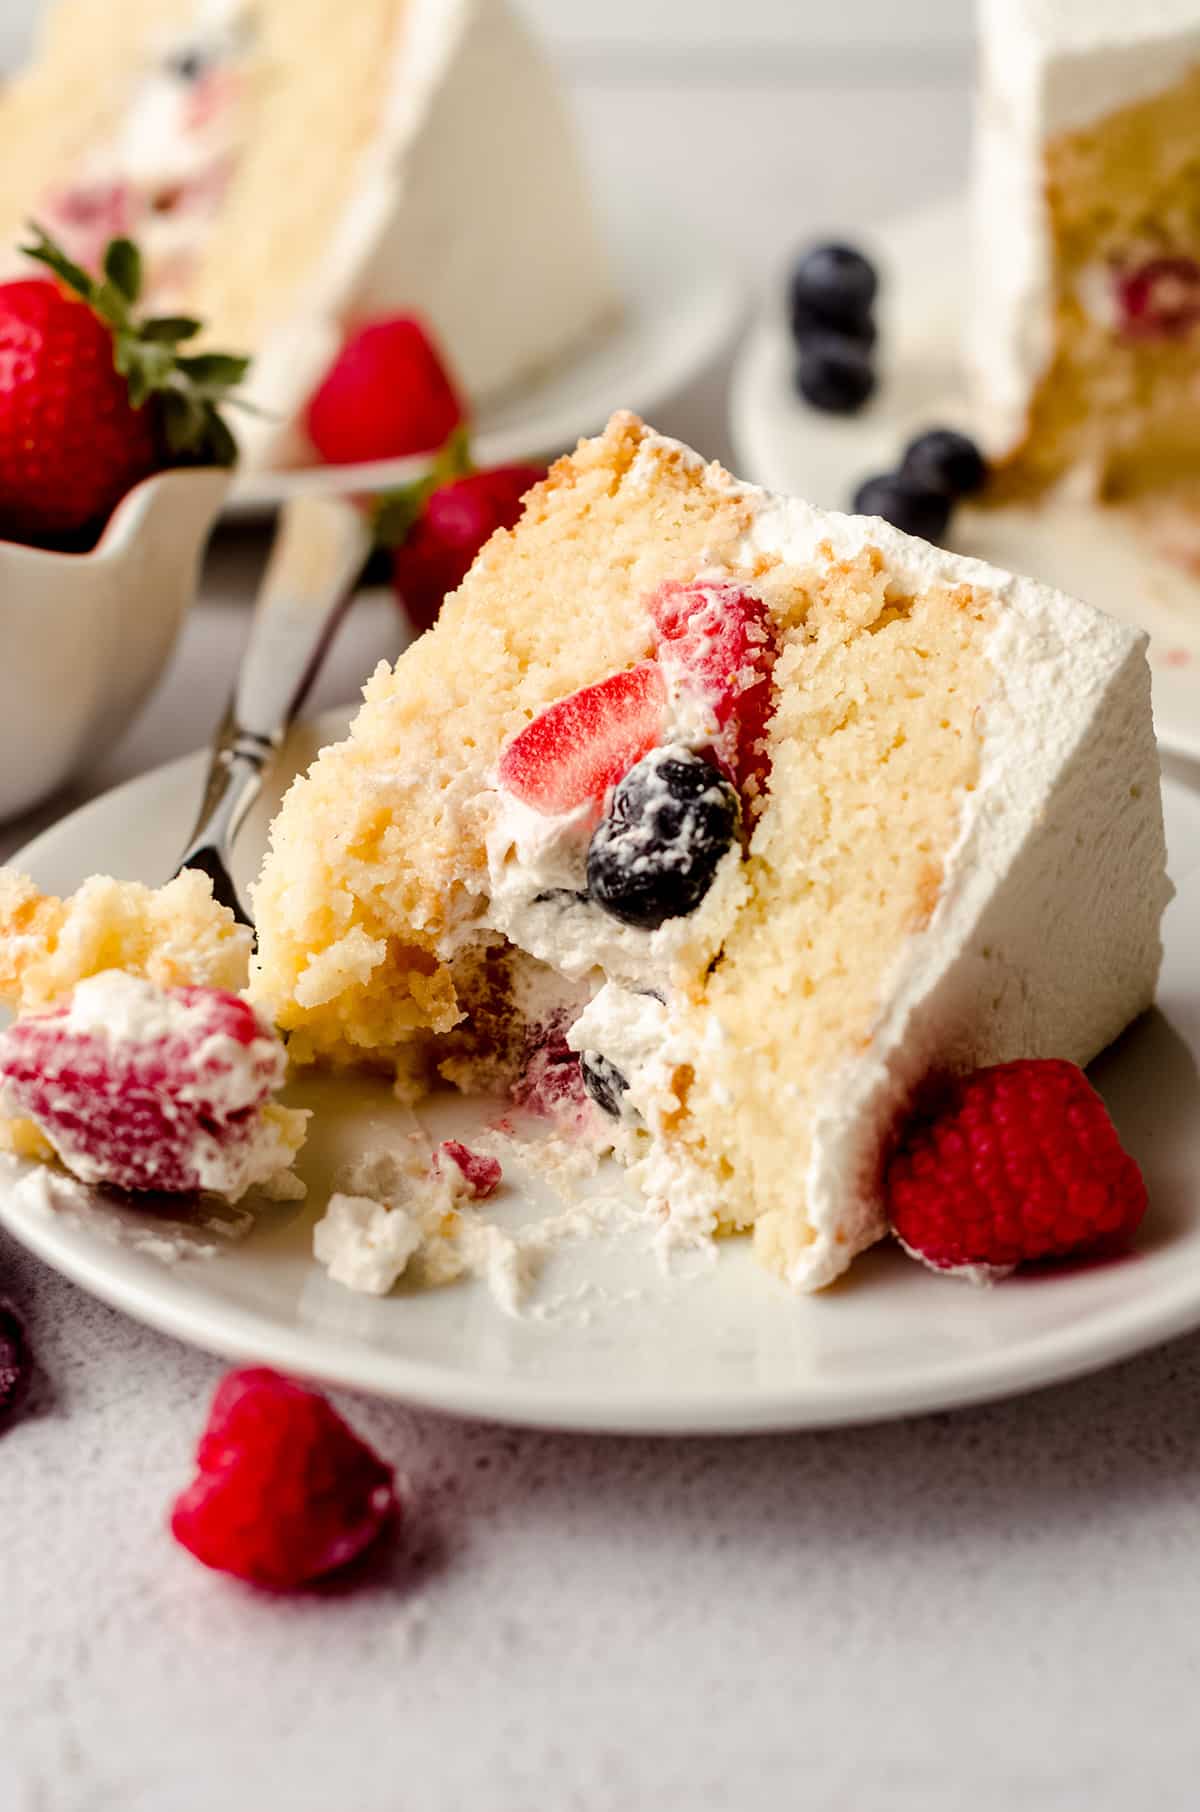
<box><xmin>250</xmin><ymin>412</ymin><xmax>1169</xmax><ymax>1291</ymax></box>
<box><xmin>0</xmin><ymin>0</ymin><xmax>615</xmax><ymax>468</ymax></box>
<box><xmin>971</xmin><ymin>0</ymin><xmax>1200</xmax><ymax>499</ymax></box>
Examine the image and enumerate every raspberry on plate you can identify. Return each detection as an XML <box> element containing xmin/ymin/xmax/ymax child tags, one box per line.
<box><xmin>497</xmin><ymin>662</ymin><xmax>667</xmax><ymax>816</ymax></box>
<box><xmin>304</xmin><ymin>314</ymin><xmax>465</xmax><ymax>465</ymax></box>
<box><xmin>885</xmin><ymin>1059</ymin><xmax>1149</xmax><ymax>1280</ymax></box>
<box><xmin>170</xmin><ymin>1367</ymin><xmax>396</xmax><ymax>1589</ymax></box>
<box><xmin>0</xmin><ymin>970</ymin><xmax>300</xmax><ymax>1201</ymax></box>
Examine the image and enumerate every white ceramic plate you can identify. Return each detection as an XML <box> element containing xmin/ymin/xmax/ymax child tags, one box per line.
<box><xmin>226</xmin><ymin>206</ymin><xmax>743</xmax><ymax>518</ymax></box>
<box><xmin>731</xmin><ymin>198</ymin><xmax>1200</xmax><ymax>764</ymax></box>
<box><xmin>2</xmin><ymin>714</ymin><xmax>1200</xmax><ymax>1434</ymax></box>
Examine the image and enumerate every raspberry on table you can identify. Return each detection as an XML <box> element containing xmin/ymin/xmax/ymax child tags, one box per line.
<box><xmin>170</xmin><ymin>1367</ymin><xmax>396</xmax><ymax>1589</ymax></box>
<box><xmin>0</xmin><ymin>1300</ymin><xmax>32</xmax><ymax>1431</ymax></box>
<box><xmin>885</xmin><ymin>1058</ymin><xmax>1148</xmax><ymax>1279</ymax></box>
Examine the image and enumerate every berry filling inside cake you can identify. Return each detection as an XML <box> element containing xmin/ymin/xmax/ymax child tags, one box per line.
<box><xmin>43</xmin><ymin>5</ymin><xmax>254</xmax><ymax>303</ymax></box>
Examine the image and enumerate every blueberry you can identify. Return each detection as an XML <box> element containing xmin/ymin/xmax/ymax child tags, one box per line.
<box><xmin>789</xmin><ymin>243</ymin><xmax>879</xmax><ymax>336</ymax></box>
<box><xmin>791</xmin><ymin>297</ymin><xmax>877</xmax><ymax>351</ymax></box>
<box><xmin>900</xmin><ymin>429</ymin><xmax>988</xmax><ymax>499</ymax></box>
<box><xmin>580</xmin><ymin>1051</ymin><xmax>631</xmax><ymax>1119</ymax></box>
<box><xmin>852</xmin><ymin>474</ymin><xmax>952</xmax><ymax>544</ymax></box>
<box><xmin>587</xmin><ymin>747</ymin><xmax>740</xmax><ymax>931</ymax></box>
<box><xmin>165</xmin><ymin>46</ymin><xmax>209</xmax><ymax>82</ymax></box>
<box><xmin>794</xmin><ymin>333</ymin><xmax>877</xmax><ymax>414</ymax></box>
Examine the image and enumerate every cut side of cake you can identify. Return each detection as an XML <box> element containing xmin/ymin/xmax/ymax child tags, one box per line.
<box><xmin>971</xmin><ymin>0</ymin><xmax>1200</xmax><ymax>500</ymax></box>
<box><xmin>0</xmin><ymin>0</ymin><xmax>616</xmax><ymax>468</ymax></box>
<box><xmin>250</xmin><ymin>412</ymin><xmax>1170</xmax><ymax>1291</ymax></box>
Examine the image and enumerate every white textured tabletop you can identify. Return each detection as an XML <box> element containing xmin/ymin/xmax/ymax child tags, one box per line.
<box><xmin>5</xmin><ymin>49</ymin><xmax>1200</xmax><ymax>1812</ymax></box>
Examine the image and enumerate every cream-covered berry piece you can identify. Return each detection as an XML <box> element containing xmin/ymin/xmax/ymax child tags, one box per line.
<box><xmin>251</xmin><ymin>411</ymin><xmax>1169</xmax><ymax>1291</ymax></box>
<box><xmin>0</xmin><ymin>972</ymin><xmax>305</xmax><ymax>1202</ymax></box>
<box><xmin>0</xmin><ymin>866</ymin><xmax>256</xmax><ymax>1167</ymax></box>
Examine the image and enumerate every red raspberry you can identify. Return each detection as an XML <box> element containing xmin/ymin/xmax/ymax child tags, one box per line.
<box><xmin>886</xmin><ymin>1059</ymin><xmax>1148</xmax><ymax>1278</ymax></box>
<box><xmin>0</xmin><ymin>975</ymin><xmax>286</xmax><ymax>1195</ymax></box>
<box><xmin>649</xmin><ymin>580</ymin><xmax>776</xmax><ymax>796</ymax></box>
<box><xmin>1116</xmin><ymin>256</ymin><xmax>1200</xmax><ymax>341</ymax></box>
<box><xmin>0</xmin><ymin>1300</ymin><xmax>32</xmax><ymax>1432</ymax></box>
<box><xmin>435</xmin><ymin>1140</ymin><xmax>502</xmax><ymax>1200</ymax></box>
<box><xmin>512</xmin><ymin>1025</ymin><xmax>589</xmax><ymax>1126</ymax></box>
<box><xmin>304</xmin><ymin>314</ymin><xmax>465</xmax><ymax>465</ymax></box>
<box><xmin>392</xmin><ymin>464</ymin><xmax>546</xmax><ymax>632</ymax></box>
<box><xmin>170</xmin><ymin>1367</ymin><xmax>396</xmax><ymax>1589</ymax></box>
<box><xmin>498</xmin><ymin>662</ymin><xmax>667</xmax><ymax>816</ymax></box>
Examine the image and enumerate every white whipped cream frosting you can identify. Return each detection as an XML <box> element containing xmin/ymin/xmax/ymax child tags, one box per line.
<box><xmin>969</xmin><ymin>0</ymin><xmax>1200</xmax><ymax>455</ymax></box>
<box><xmin>468</xmin><ymin>429</ymin><xmax>1168</xmax><ymax>1290</ymax></box>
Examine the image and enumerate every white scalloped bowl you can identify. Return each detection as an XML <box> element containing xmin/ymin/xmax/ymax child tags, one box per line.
<box><xmin>0</xmin><ymin>466</ymin><xmax>230</xmax><ymax>823</ymax></box>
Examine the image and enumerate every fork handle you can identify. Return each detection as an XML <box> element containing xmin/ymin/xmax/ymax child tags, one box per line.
<box><xmin>176</xmin><ymin>493</ymin><xmax>371</xmax><ymax>922</ymax></box>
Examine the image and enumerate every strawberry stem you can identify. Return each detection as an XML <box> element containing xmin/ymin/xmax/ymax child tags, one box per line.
<box><xmin>21</xmin><ymin>220</ymin><xmax>249</xmax><ymax>468</ymax></box>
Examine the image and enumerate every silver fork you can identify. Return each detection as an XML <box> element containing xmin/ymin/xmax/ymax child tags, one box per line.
<box><xmin>176</xmin><ymin>492</ymin><xmax>372</xmax><ymax>926</ymax></box>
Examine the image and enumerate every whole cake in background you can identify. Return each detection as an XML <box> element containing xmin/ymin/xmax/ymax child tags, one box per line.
<box><xmin>0</xmin><ymin>0</ymin><xmax>616</xmax><ymax>469</ymax></box>
<box><xmin>970</xmin><ymin>0</ymin><xmax>1200</xmax><ymax>501</ymax></box>
<box><xmin>249</xmin><ymin>412</ymin><xmax>1170</xmax><ymax>1292</ymax></box>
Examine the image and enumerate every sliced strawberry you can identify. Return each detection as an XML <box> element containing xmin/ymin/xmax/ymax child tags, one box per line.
<box><xmin>650</xmin><ymin>581</ymin><xmax>776</xmax><ymax>795</ymax></box>
<box><xmin>498</xmin><ymin>663</ymin><xmax>666</xmax><ymax>815</ymax></box>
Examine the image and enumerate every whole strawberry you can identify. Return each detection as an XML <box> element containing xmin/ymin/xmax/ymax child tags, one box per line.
<box><xmin>389</xmin><ymin>462</ymin><xmax>546</xmax><ymax>632</ymax></box>
<box><xmin>305</xmin><ymin>314</ymin><xmax>465</xmax><ymax>466</ymax></box>
<box><xmin>170</xmin><ymin>1367</ymin><xmax>396</xmax><ymax>1590</ymax></box>
<box><xmin>0</xmin><ymin>224</ymin><xmax>246</xmax><ymax>548</ymax></box>
<box><xmin>886</xmin><ymin>1058</ymin><xmax>1148</xmax><ymax>1279</ymax></box>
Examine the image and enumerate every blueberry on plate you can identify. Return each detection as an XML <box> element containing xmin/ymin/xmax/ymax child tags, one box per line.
<box><xmin>580</xmin><ymin>1051</ymin><xmax>631</xmax><ymax>1120</ymax></box>
<box><xmin>789</xmin><ymin>243</ymin><xmax>879</xmax><ymax>334</ymax></box>
<box><xmin>790</xmin><ymin>296</ymin><xmax>878</xmax><ymax>351</ymax></box>
<box><xmin>852</xmin><ymin>474</ymin><xmax>952</xmax><ymax>544</ymax></box>
<box><xmin>900</xmin><ymin>428</ymin><xmax>988</xmax><ymax>499</ymax></box>
<box><xmin>794</xmin><ymin>332</ymin><xmax>877</xmax><ymax>415</ymax></box>
<box><xmin>587</xmin><ymin>746</ymin><xmax>740</xmax><ymax>931</ymax></box>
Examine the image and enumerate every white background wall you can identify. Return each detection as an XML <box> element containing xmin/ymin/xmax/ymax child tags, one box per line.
<box><xmin>2</xmin><ymin>1</ymin><xmax>973</xmax><ymax>74</ymax></box>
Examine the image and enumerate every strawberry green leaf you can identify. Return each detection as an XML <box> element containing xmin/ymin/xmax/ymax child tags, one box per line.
<box><xmin>102</xmin><ymin>237</ymin><xmax>142</xmax><ymax>306</ymax></box>
<box><xmin>21</xmin><ymin>222</ymin><xmax>94</xmax><ymax>305</ymax></box>
<box><xmin>201</xmin><ymin>408</ymin><xmax>239</xmax><ymax>469</ymax></box>
<box><xmin>22</xmin><ymin>220</ymin><xmax>251</xmax><ymax>469</ymax></box>
<box><xmin>141</xmin><ymin>315</ymin><xmax>203</xmax><ymax>343</ymax></box>
<box><xmin>176</xmin><ymin>352</ymin><xmax>252</xmax><ymax>388</ymax></box>
<box><xmin>370</xmin><ymin>482</ymin><xmax>428</xmax><ymax>550</ymax></box>
<box><xmin>370</xmin><ymin>424</ymin><xmax>477</xmax><ymax>549</ymax></box>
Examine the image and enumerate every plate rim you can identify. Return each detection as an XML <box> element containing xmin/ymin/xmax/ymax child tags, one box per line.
<box><xmin>7</xmin><ymin>1173</ymin><xmax>1200</xmax><ymax>1433</ymax></box>
<box><xmin>4</xmin><ymin>733</ymin><xmax>1200</xmax><ymax>1435</ymax></box>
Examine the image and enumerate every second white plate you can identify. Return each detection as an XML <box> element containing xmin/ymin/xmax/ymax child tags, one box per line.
<box><xmin>2</xmin><ymin>716</ymin><xmax>1200</xmax><ymax>1433</ymax></box>
<box><xmin>227</xmin><ymin>204</ymin><xmax>743</xmax><ymax>517</ymax></box>
<box><xmin>731</xmin><ymin>198</ymin><xmax>1200</xmax><ymax>763</ymax></box>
